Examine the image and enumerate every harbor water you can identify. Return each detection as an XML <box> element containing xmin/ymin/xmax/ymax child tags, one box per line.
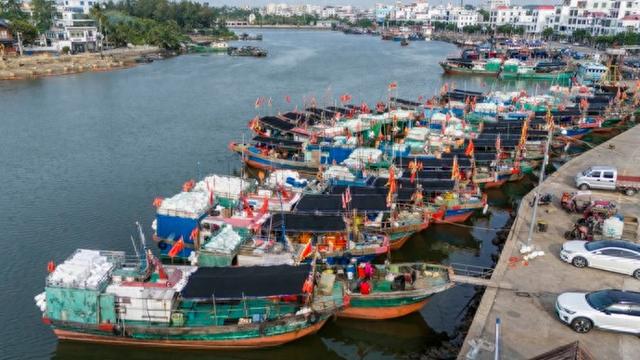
<box><xmin>1</xmin><ymin>30</ymin><xmax>535</xmax><ymax>359</ymax></box>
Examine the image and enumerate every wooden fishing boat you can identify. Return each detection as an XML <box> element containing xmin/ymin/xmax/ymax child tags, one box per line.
<box><xmin>336</xmin><ymin>263</ymin><xmax>455</xmax><ymax>320</ymax></box>
<box><xmin>37</xmin><ymin>248</ymin><xmax>342</xmax><ymax>350</ymax></box>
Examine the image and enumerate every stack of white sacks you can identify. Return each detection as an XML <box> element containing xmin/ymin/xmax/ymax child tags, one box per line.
<box><xmin>158</xmin><ymin>191</ymin><xmax>210</xmax><ymax>219</ymax></box>
<box><xmin>47</xmin><ymin>249</ymin><xmax>114</xmax><ymax>290</ymax></box>
<box><xmin>194</xmin><ymin>174</ymin><xmax>253</xmax><ymax>199</ymax></box>
<box><xmin>203</xmin><ymin>225</ymin><xmax>243</xmax><ymax>254</ymax></box>
<box><xmin>343</xmin><ymin>148</ymin><xmax>382</xmax><ymax>169</ymax></box>
<box><xmin>266</xmin><ymin>170</ymin><xmax>307</xmax><ymax>189</ymax></box>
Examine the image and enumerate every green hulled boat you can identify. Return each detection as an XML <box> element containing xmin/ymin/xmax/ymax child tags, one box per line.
<box><xmin>337</xmin><ymin>262</ymin><xmax>455</xmax><ymax>320</ymax></box>
<box><xmin>36</xmin><ymin>248</ymin><xmax>342</xmax><ymax>350</ymax></box>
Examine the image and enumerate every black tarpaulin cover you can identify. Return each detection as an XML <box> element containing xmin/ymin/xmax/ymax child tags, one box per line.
<box><xmin>295</xmin><ymin>194</ymin><xmax>387</xmax><ymax>212</ymax></box>
<box><xmin>181</xmin><ymin>264</ymin><xmax>312</xmax><ymax>299</ymax></box>
<box><xmin>259</xmin><ymin>116</ymin><xmax>295</xmax><ymax>131</ymax></box>
<box><xmin>394</xmin><ymin>157</ymin><xmax>472</xmax><ymax>169</ymax></box>
<box><xmin>370</xmin><ymin>178</ymin><xmax>456</xmax><ymax>191</ymax></box>
<box><xmin>253</xmin><ymin>135</ymin><xmax>302</xmax><ymax>149</ymax></box>
<box><xmin>269</xmin><ymin>213</ymin><xmax>346</xmax><ymax>232</ymax></box>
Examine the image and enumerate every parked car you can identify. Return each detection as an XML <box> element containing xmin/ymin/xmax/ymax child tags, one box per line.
<box><xmin>560</xmin><ymin>240</ymin><xmax>640</xmax><ymax>278</ymax></box>
<box><xmin>556</xmin><ymin>289</ymin><xmax>640</xmax><ymax>334</ymax></box>
<box><xmin>575</xmin><ymin>166</ymin><xmax>640</xmax><ymax>195</ymax></box>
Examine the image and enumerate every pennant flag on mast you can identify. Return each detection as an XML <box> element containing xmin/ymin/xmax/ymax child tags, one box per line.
<box><xmin>451</xmin><ymin>156</ymin><xmax>461</xmax><ymax>181</ymax></box>
<box><xmin>388</xmin><ymin>81</ymin><xmax>397</xmax><ymax>91</ymax></box>
<box><xmin>299</xmin><ymin>238</ymin><xmax>313</xmax><ymax>260</ymax></box>
<box><xmin>168</xmin><ymin>237</ymin><xmax>185</xmax><ymax>258</ymax></box>
<box><xmin>465</xmin><ymin>139</ymin><xmax>475</xmax><ymax>157</ymax></box>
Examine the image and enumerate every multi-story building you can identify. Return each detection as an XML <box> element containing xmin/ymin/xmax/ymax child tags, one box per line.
<box><xmin>552</xmin><ymin>0</ymin><xmax>640</xmax><ymax>36</ymax></box>
<box><xmin>516</xmin><ymin>5</ymin><xmax>556</xmax><ymax>34</ymax></box>
<box><xmin>0</xmin><ymin>18</ymin><xmax>17</xmax><ymax>54</ymax></box>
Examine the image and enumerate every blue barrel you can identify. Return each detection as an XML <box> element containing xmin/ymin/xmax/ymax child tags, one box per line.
<box><xmin>346</xmin><ymin>264</ymin><xmax>356</xmax><ymax>280</ymax></box>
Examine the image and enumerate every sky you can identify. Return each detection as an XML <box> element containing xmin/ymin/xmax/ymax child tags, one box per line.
<box><xmin>211</xmin><ymin>0</ymin><xmax>558</xmax><ymax>8</ymax></box>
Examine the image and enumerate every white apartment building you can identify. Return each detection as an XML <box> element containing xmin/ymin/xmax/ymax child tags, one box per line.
<box><xmin>58</xmin><ymin>0</ymin><xmax>103</xmax><ymax>14</ymax></box>
<box><xmin>516</xmin><ymin>5</ymin><xmax>556</xmax><ymax>34</ymax></box>
<box><xmin>552</xmin><ymin>0</ymin><xmax>640</xmax><ymax>36</ymax></box>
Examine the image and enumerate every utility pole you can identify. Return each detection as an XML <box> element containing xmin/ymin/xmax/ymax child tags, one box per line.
<box><xmin>526</xmin><ymin>112</ymin><xmax>553</xmax><ymax>247</ymax></box>
<box><xmin>17</xmin><ymin>31</ymin><xmax>23</xmax><ymax>56</ymax></box>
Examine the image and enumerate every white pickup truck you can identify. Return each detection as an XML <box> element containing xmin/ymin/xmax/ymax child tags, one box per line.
<box><xmin>575</xmin><ymin>166</ymin><xmax>640</xmax><ymax>195</ymax></box>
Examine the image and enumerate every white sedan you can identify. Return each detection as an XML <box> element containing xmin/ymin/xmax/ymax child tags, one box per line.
<box><xmin>556</xmin><ymin>290</ymin><xmax>640</xmax><ymax>334</ymax></box>
<box><xmin>560</xmin><ymin>240</ymin><xmax>640</xmax><ymax>279</ymax></box>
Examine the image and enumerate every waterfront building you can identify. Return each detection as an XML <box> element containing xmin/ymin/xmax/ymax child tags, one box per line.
<box><xmin>515</xmin><ymin>5</ymin><xmax>556</xmax><ymax>35</ymax></box>
<box><xmin>0</xmin><ymin>19</ymin><xmax>17</xmax><ymax>55</ymax></box>
<box><xmin>58</xmin><ymin>0</ymin><xmax>105</xmax><ymax>15</ymax></box>
<box><xmin>550</xmin><ymin>0</ymin><xmax>640</xmax><ymax>36</ymax></box>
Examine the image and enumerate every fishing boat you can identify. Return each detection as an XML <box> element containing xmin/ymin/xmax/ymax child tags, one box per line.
<box><xmin>265</xmin><ymin>213</ymin><xmax>390</xmax><ymax>265</ymax></box>
<box><xmin>35</xmin><ymin>245</ymin><xmax>342</xmax><ymax>350</ymax></box>
<box><xmin>336</xmin><ymin>262</ymin><xmax>455</xmax><ymax>320</ymax></box>
<box><xmin>576</xmin><ymin>62</ymin><xmax>608</xmax><ymax>85</ymax></box>
<box><xmin>227</xmin><ymin>46</ymin><xmax>267</xmax><ymax>57</ymax></box>
<box><xmin>188</xmin><ymin>41</ymin><xmax>228</xmax><ymax>53</ymax></box>
<box><xmin>499</xmin><ymin>59</ymin><xmax>573</xmax><ymax>82</ymax></box>
<box><xmin>439</xmin><ymin>58</ymin><xmax>501</xmax><ymax>76</ymax></box>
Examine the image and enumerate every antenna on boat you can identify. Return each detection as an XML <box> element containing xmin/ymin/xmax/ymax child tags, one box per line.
<box><xmin>130</xmin><ymin>235</ymin><xmax>140</xmax><ymax>260</ymax></box>
<box><xmin>136</xmin><ymin>221</ymin><xmax>147</xmax><ymax>251</ymax></box>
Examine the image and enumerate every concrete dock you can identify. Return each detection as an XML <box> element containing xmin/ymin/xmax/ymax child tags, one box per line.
<box><xmin>458</xmin><ymin>124</ymin><xmax>640</xmax><ymax>360</ymax></box>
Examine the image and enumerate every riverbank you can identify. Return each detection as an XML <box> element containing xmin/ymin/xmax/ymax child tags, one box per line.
<box><xmin>0</xmin><ymin>46</ymin><xmax>164</xmax><ymax>81</ymax></box>
<box><xmin>228</xmin><ymin>25</ymin><xmax>332</xmax><ymax>30</ymax></box>
<box><xmin>458</xmin><ymin>124</ymin><xmax>640</xmax><ymax>359</ymax></box>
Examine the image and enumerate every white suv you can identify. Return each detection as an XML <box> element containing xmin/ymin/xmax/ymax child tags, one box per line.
<box><xmin>556</xmin><ymin>290</ymin><xmax>640</xmax><ymax>334</ymax></box>
<box><xmin>560</xmin><ymin>240</ymin><xmax>640</xmax><ymax>279</ymax></box>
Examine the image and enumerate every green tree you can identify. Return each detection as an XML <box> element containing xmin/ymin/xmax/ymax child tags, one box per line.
<box><xmin>31</xmin><ymin>0</ymin><xmax>56</xmax><ymax>33</ymax></box>
<box><xmin>9</xmin><ymin>18</ymin><xmax>37</xmax><ymax>44</ymax></box>
<box><xmin>542</xmin><ymin>27</ymin><xmax>554</xmax><ymax>40</ymax></box>
<box><xmin>1</xmin><ymin>0</ymin><xmax>27</xmax><ymax>21</ymax></box>
<box><xmin>354</xmin><ymin>18</ymin><xmax>372</xmax><ymax>28</ymax></box>
<box><xmin>571</xmin><ymin>29</ymin><xmax>591</xmax><ymax>43</ymax></box>
<box><xmin>478</xmin><ymin>9</ymin><xmax>490</xmax><ymax>22</ymax></box>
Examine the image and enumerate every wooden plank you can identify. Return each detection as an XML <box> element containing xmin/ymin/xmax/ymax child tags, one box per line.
<box><xmin>450</xmin><ymin>274</ymin><xmax>513</xmax><ymax>290</ymax></box>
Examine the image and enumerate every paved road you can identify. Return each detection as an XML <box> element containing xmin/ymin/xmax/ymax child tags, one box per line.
<box><xmin>459</xmin><ymin>124</ymin><xmax>640</xmax><ymax>359</ymax></box>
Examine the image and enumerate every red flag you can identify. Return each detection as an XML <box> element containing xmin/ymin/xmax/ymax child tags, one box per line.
<box><xmin>285</xmin><ymin>95</ymin><xmax>291</xmax><ymax>103</ymax></box>
<box><xmin>465</xmin><ymin>139</ymin><xmax>475</xmax><ymax>157</ymax></box>
<box><xmin>189</xmin><ymin>227</ymin><xmax>199</xmax><ymax>241</ymax></box>
<box><xmin>255</xmin><ymin>97</ymin><xmax>263</xmax><ymax>108</ymax></box>
<box><xmin>209</xmin><ymin>191</ymin><xmax>214</xmax><ymax>206</ymax></box>
<box><xmin>451</xmin><ymin>156</ymin><xmax>460</xmax><ymax>181</ymax></box>
<box><xmin>168</xmin><ymin>237</ymin><xmax>185</xmax><ymax>258</ymax></box>
<box><xmin>341</xmin><ymin>192</ymin><xmax>347</xmax><ymax>209</ymax></box>
<box><xmin>345</xmin><ymin>187</ymin><xmax>352</xmax><ymax>204</ymax></box>
<box><xmin>182</xmin><ymin>180</ymin><xmax>195</xmax><ymax>192</ymax></box>
<box><xmin>299</xmin><ymin>239</ymin><xmax>313</xmax><ymax>260</ymax></box>
<box><xmin>242</xmin><ymin>197</ymin><xmax>254</xmax><ymax>218</ymax></box>
<box><xmin>152</xmin><ymin>197</ymin><xmax>164</xmax><ymax>208</ymax></box>
<box><xmin>360</xmin><ymin>102</ymin><xmax>369</xmax><ymax>113</ymax></box>
<box><xmin>388</xmin><ymin>81</ymin><xmax>397</xmax><ymax>90</ymax></box>
<box><xmin>260</xmin><ymin>196</ymin><xmax>269</xmax><ymax>214</ymax></box>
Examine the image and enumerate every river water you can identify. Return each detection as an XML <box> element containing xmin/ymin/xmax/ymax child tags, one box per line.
<box><xmin>0</xmin><ymin>30</ymin><xmax>534</xmax><ymax>360</ymax></box>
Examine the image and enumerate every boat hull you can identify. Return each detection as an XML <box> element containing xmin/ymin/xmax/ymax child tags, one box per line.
<box><xmin>440</xmin><ymin>63</ymin><xmax>498</xmax><ymax>76</ymax></box>
<box><xmin>51</xmin><ymin>319</ymin><xmax>327</xmax><ymax>350</ymax></box>
<box><xmin>434</xmin><ymin>208</ymin><xmax>475</xmax><ymax>223</ymax></box>
<box><xmin>339</xmin><ymin>297</ymin><xmax>431</xmax><ymax>320</ymax></box>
